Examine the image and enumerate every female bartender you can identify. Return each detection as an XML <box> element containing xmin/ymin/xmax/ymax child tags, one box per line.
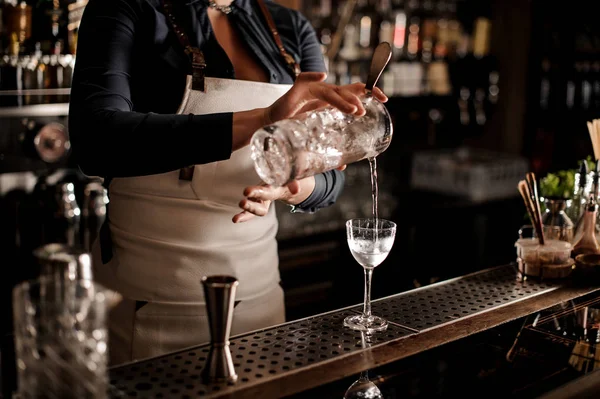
<box><xmin>68</xmin><ymin>0</ymin><xmax>388</xmax><ymax>364</ymax></box>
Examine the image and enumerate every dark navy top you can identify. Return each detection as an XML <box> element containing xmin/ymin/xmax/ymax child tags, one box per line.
<box><xmin>68</xmin><ymin>0</ymin><xmax>344</xmax><ymax>212</ymax></box>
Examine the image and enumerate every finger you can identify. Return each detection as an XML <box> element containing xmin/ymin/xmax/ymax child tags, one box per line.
<box><xmin>243</xmin><ymin>185</ymin><xmax>280</xmax><ymax>201</ymax></box>
<box><xmin>336</xmin><ymin>164</ymin><xmax>347</xmax><ymax>171</ymax></box>
<box><xmin>337</xmin><ymin>89</ymin><xmax>366</xmax><ymax>115</ymax></box>
<box><xmin>232</xmin><ymin>210</ymin><xmax>255</xmax><ymax>223</ymax></box>
<box><xmin>350</xmin><ymin>83</ymin><xmax>388</xmax><ymax>103</ymax></box>
<box><xmin>311</xmin><ymin>85</ymin><xmax>358</xmax><ymax>114</ymax></box>
<box><xmin>239</xmin><ymin>198</ymin><xmax>270</xmax><ymax>217</ymax></box>
<box><xmin>347</xmin><ymin>82</ymin><xmax>368</xmax><ymax>95</ymax></box>
<box><xmin>296</xmin><ymin>72</ymin><xmax>327</xmax><ymax>84</ymax></box>
<box><xmin>285</xmin><ymin>180</ymin><xmax>301</xmax><ymax>196</ymax></box>
<box><xmin>371</xmin><ymin>87</ymin><xmax>389</xmax><ymax>102</ymax></box>
<box><xmin>296</xmin><ymin>99</ymin><xmax>329</xmax><ymax>115</ymax></box>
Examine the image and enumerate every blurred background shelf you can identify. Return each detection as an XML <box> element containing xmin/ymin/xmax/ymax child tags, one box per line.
<box><xmin>0</xmin><ymin>102</ymin><xmax>69</xmax><ymax>117</ymax></box>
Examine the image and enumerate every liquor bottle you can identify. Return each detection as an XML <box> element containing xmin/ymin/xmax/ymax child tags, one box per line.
<box><xmin>405</xmin><ymin>0</ymin><xmax>420</xmax><ymax>61</ymax></box>
<box><xmin>3</xmin><ymin>0</ymin><xmax>32</xmax><ymax>54</ymax></box>
<box><xmin>539</xmin><ymin>58</ymin><xmax>551</xmax><ymax>111</ymax></box>
<box><xmin>356</xmin><ymin>0</ymin><xmax>375</xmax><ymax>59</ymax></box>
<box><xmin>419</xmin><ymin>0</ymin><xmax>436</xmax><ymax>65</ymax></box>
<box><xmin>311</xmin><ymin>0</ymin><xmax>331</xmax><ymax>46</ymax></box>
<box><xmin>338</xmin><ymin>23</ymin><xmax>361</xmax><ymax>62</ymax></box>
<box><xmin>0</xmin><ymin>32</ymin><xmax>22</xmax><ymax>106</ymax></box>
<box><xmin>32</xmin><ymin>42</ymin><xmax>46</xmax><ymax>104</ymax></box>
<box><xmin>428</xmin><ymin>1</ymin><xmax>452</xmax><ymax>97</ymax></box>
<box><xmin>67</xmin><ymin>0</ymin><xmax>88</xmax><ymax>54</ymax></box>
<box><xmin>390</xmin><ymin>0</ymin><xmax>406</xmax><ymax>60</ymax></box>
<box><xmin>391</xmin><ymin>0</ymin><xmax>423</xmax><ymax>97</ymax></box>
<box><xmin>568</xmin><ymin>160</ymin><xmax>589</xmax><ymax>224</ymax></box>
<box><xmin>573</xmin><ymin>194</ymin><xmax>600</xmax><ymax>257</ymax></box>
<box><xmin>33</xmin><ymin>0</ymin><xmax>66</xmax><ymax>54</ymax></box>
<box><xmin>57</xmin><ymin>52</ymin><xmax>73</xmax><ymax>102</ymax></box>
<box><xmin>0</xmin><ymin>1</ymin><xmax>8</xmax><ymax>55</ymax></box>
<box><xmin>21</xmin><ymin>53</ymin><xmax>36</xmax><ymax>105</ymax></box>
<box><xmin>433</xmin><ymin>1</ymin><xmax>450</xmax><ymax>60</ymax></box>
<box><xmin>565</xmin><ymin>62</ymin><xmax>577</xmax><ymax>110</ymax></box>
<box><xmin>384</xmin><ymin>1</ymin><xmax>408</xmax><ymax>96</ymax></box>
<box><xmin>580</xmin><ymin>61</ymin><xmax>592</xmax><ymax>111</ymax></box>
<box><xmin>377</xmin><ymin>0</ymin><xmax>394</xmax><ymax>48</ymax></box>
<box><xmin>42</xmin><ymin>40</ymin><xmax>63</xmax><ymax>102</ymax></box>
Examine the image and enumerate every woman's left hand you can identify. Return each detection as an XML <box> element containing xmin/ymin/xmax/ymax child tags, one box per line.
<box><xmin>232</xmin><ymin>180</ymin><xmax>302</xmax><ymax>223</ymax></box>
<box><xmin>233</xmin><ymin>164</ymin><xmax>347</xmax><ymax>223</ymax></box>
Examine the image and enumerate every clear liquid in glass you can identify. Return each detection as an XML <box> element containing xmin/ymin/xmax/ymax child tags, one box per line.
<box><xmin>348</xmin><ymin>237</ymin><xmax>393</xmax><ymax>268</ymax></box>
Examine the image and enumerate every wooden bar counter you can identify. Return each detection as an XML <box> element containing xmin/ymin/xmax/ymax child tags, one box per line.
<box><xmin>108</xmin><ymin>264</ymin><xmax>600</xmax><ymax>398</ymax></box>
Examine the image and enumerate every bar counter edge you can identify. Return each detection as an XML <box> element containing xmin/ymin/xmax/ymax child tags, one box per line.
<box><xmin>109</xmin><ymin>265</ymin><xmax>600</xmax><ymax>398</ymax></box>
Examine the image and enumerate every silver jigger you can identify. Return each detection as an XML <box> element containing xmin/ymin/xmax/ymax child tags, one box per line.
<box><xmin>201</xmin><ymin>275</ymin><xmax>239</xmax><ymax>384</ymax></box>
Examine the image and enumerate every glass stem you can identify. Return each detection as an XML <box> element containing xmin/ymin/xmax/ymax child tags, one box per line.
<box><xmin>363</xmin><ymin>267</ymin><xmax>373</xmax><ymax>318</ymax></box>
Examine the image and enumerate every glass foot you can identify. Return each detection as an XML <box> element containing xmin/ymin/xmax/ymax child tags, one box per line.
<box><xmin>343</xmin><ymin>314</ymin><xmax>388</xmax><ymax>332</ymax></box>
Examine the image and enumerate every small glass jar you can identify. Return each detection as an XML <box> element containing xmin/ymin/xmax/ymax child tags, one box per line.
<box><xmin>251</xmin><ymin>97</ymin><xmax>393</xmax><ymax>187</ymax></box>
<box><xmin>542</xmin><ymin>197</ymin><xmax>574</xmax><ymax>242</ymax></box>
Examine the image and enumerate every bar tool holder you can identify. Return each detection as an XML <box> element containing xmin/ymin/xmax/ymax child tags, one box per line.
<box><xmin>201</xmin><ymin>275</ymin><xmax>239</xmax><ymax>384</ymax></box>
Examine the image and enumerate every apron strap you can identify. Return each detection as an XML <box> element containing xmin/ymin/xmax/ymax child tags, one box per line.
<box><xmin>162</xmin><ymin>0</ymin><xmax>206</xmax><ymax>93</ymax></box>
<box><xmin>162</xmin><ymin>0</ymin><xmax>206</xmax><ymax>180</ymax></box>
<box><xmin>255</xmin><ymin>0</ymin><xmax>301</xmax><ymax>78</ymax></box>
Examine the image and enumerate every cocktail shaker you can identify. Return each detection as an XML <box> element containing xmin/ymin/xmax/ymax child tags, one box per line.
<box><xmin>33</xmin><ymin>243</ymin><xmax>93</xmax><ymax>281</ymax></box>
<box><xmin>55</xmin><ymin>182</ymin><xmax>81</xmax><ymax>248</ymax></box>
<box><xmin>82</xmin><ymin>181</ymin><xmax>108</xmax><ymax>251</ymax></box>
<box><xmin>251</xmin><ymin>42</ymin><xmax>394</xmax><ymax>187</ymax></box>
<box><xmin>201</xmin><ymin>275</ymin><xmax>239</xmax><ymax>384</ymax></box>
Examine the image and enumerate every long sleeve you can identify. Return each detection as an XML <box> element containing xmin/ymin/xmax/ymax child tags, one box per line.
<box><xmin>295</xmin><ymin>12</ymin><xmax>326</xmax><ymax>73</ymax></box>
<box><xmin>68</xmin><ymin>0</ymin><xmax>233</xmax><ymax>178</ymax></box>
<box><xmin>294</xmin><ymin>170</ymin><xmax>345</xmax><ymax>213</ymax></box>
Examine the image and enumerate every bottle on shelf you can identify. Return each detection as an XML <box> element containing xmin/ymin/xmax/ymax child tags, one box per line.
<box><xmin>573</xmin><ymin>194</ymin><xmax>600</xmax><ymax>257</ymax></box>
<box><xmin>377</xmin><ymin>0</ymin><xmax>394</xmax><ymax>47</ymax></box>
<box><xmin>67</xmin><ymin>0</ymin><xmax>88</xmax><ymax>54</ymax></box>
<box><xmin>0</xmin><ymin>32</ymin><xmax>23</xmax><ymax>106</ymax></box>
<box><xmin>3</xmin><ymin>0</ymin><xmax>32</xmax><ymax>54</ymax></box>
<box><xmin>391</xmin><ymin>4</ymin><xmax>407</xmax><ymax>59</ymax></box>
<box><xmin>33</xmin><ymin>0</ymin><xmax>67</xmax><ymax>55</ymax></box>
<box><xmin>304</xmin><ymin>0</ymin><xmax>496</xmax><ymax>110</ymax></box>
<box><xmin>405</xmin><ymin>0</ymin><xmax>420</xmax><ymax>61</ymax></box>
<box><xmin>21</xmin><ymin>52</ymin><xmax>36</xmax><ymax>105</ymax></box>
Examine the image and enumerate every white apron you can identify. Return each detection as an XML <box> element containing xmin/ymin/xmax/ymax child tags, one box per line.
<box><xmin>92</xmin><ymin>76</ymin><xmax>292</xmax><ymax>365</ymax></box>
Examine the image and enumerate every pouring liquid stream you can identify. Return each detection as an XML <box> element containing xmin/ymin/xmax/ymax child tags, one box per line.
<box><xmin>369</xmin><ymin>156</ymin><xmax>379</xmax><ymax>221</ymax></box>
<box><xmin>369</xmin><ymin>156</ymin><xmax>380</xmax><ymax>249</ymax></box>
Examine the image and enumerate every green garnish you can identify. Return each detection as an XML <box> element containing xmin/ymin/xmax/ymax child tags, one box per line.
<box><xmin>539</xmin><ymin>157</ymin><xmax>595</xmax><ymax>199</ymax></box>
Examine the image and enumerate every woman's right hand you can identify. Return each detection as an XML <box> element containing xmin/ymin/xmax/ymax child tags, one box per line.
<box><xmin>263</xmin><ymin>72</ymin><xmax>388</xmax><ymax>125</ymax></box>
<box><xmin>231</xmin><ymin>72</ymin><xmax>388</xmax><ymax>152</ymax></box>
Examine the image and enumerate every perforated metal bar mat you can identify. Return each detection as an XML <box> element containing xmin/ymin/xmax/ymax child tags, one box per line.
<box><xmin>108</xmin><ymin>265</ymin><xmax>558</xmax><ymax>398</ymax></box>
<box><xmin>352</xmin><ymin>264</ymin><xmax>557</xmax><ymax>332</ymax></box>
<box><xmin>108</xmin><ymin>310</ymin><xmax>413</xmax><ymax>398</ymax></box>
